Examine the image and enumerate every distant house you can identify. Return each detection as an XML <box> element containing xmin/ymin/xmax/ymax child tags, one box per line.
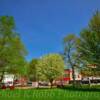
<box><xmin>63</xmin><ymin>69</ymin><xmax>82</xmax><ymax>82</ymax></box>
<box><xmin>55</xmin><ymin>69</ymin><xmax>82</xmax><ymax>85</ymax></box>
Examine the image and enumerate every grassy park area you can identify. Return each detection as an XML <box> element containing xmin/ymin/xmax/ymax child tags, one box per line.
<box><xmin>0</xmin><ymin>86</ymin><xmax>100</xmax><ymax>100</ymax></box>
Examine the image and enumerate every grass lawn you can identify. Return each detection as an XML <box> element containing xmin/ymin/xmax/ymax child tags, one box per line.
<box><xmin>0</xmin><ymin>88</ymin><xmax>100</xmax><ymax>100</ymax></box>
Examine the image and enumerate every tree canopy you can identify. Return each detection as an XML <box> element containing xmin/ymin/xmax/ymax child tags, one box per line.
<box><xmin>37</xmin><ymin>54</ymin><xmax>64</xmax><ymax>88</ymax></box>
<box><xmin>0</xmin><ymin>16</ymin><xmax>27</xmax><ymax>74</ymax></box>
<box><xmin>78</xmin><ymin>11</ymin><xmax>100</xmax><ymax>70</ymax></box>
<box><xmin>28</xmin><ymin>59</ymin><xmax>39</xmax><ymax>81</ymax></box>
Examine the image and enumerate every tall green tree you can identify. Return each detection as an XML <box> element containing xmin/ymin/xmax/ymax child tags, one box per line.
<box><xmin>0</xmin><ymin>16</ymin><xmax>27</xmax><ymax>76</ymax></box>
<box><xmin>78</xmin><ymin>11</ymin><xmax>100</xmax><ymax>71</ymax></box>
<box><xmin>38</xmin><ymin>54</ymin><xmax>64</xmax><ymax>88</ymax></box>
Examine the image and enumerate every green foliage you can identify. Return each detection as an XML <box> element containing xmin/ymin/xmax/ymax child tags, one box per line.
<box><xmin>89</xmin><ymin>10</ymin><xmax>100</xmax><ymax>33</ymax></box>
<box><xmin>0</xmin><ymin>16</ymin><xmax>27</xmax><ymax>74</ymax></box>
<box><xmin>28</xmin><ymin>59</ymin><xmax>39</xmax><ymax>81</ymax></box>
<box><xmin>78</xmin><ymin>11</ymin><xmax>100</xmax><ymax>71</ymax></box>
<box><xmin>37</xmin><ymin>54</ymin><xmax>64</xmax><ymax>84</ymax></box>
<box><xmin>63</xmin><ymin>34</ymin><xmax>81</xmax><ymax>65</ymax></box>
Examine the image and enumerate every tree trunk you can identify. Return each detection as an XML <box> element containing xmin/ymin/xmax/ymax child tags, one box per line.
<box><xmin>37</xmin><ymin>80</ymin><xmax>39</xmax><ymax>88</ymax></box>
<box><xmin>36</xmin><ymin>74</ymin><xmax>39</xmax><ymax>89</ymax></box>
<box><xmin>72</xmin><ymin>66</ymin><xmax>76</xmax><ymax>87</ymax></box>
<box><xmin>36</xmin><ymin>76</ymin><xmax>39</xmax><ymax>88</ymax></box>
<box><xmin>50</xmin><ymin>79</ymin><xmax>53</xmax><ymax>88</ymax></box>
<box><xmin>88</xmin><ymin>77</ymin><xmax>91</xmax><ymax>87</ymax></box>
<box><xmin>0</xmin><ymin>70</ymin><xmax>4</xmax><ymax>82</ymax></box>
<box><xmin>68</xmin><ymin>52</ymin><xmax>76</xmax><ymax>88</ymax></box>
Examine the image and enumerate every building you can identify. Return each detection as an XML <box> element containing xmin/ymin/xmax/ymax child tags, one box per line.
<box><xmin>63</xmin><ymin>69</ymin><xmax>82</xmax><ymax>82</ymax></box>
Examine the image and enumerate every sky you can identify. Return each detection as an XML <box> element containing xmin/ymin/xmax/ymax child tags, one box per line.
<box><xmin>0</xmin><ymin>0</ymin><xmax>100</xmax><ymax>61</ymax></box>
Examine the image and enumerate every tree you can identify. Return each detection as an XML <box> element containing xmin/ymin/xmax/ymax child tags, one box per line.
<box><xmin>0</xmin><ymin>16</ymin><xmax>27</xmax><ymax>77</ymax></box>
<box><xmin>28</xmin><ymin>59</ymin><xmax>38</xmax><ymax>81</ymax></box>
<box><xmin>38</xmin><ymin>54</ymin><xmax>64</xmax><ymax>88</ymax></box>
<box><xmin>63</xmin><ymin>34</ymin><xmax>82</xmax><ymax>87</ymax></box>
<box><xmin>78</xmin><ymin>11</ymin><xmax>100</xmax><ymax>71</ymax></box>
<box><xmin>28</xmin><ymin>58</ymin><xmax>45</xmax><ymax>88</ymax></box>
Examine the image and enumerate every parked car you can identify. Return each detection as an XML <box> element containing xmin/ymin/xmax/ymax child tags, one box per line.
<box><xmin>27</xmin><ymin>81</ymin><xmax>32</xmax><ymax>86</ymax></box>
<box><xmin>39</xmin><ymin>81</ymin><xmax>49</xmax><ymax>86</ymax></box>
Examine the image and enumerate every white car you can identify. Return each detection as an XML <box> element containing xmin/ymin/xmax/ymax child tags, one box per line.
<box><xmin>2</xmin><ymin>74</ymin><xmax>15</xmax><ymax>88</ymax></box>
